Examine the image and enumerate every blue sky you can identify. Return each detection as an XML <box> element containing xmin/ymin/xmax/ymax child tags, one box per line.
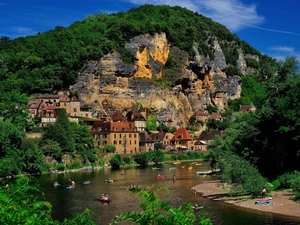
<box><xmin>1</xmin><ymin>0</ymin><xmax>300</xmax><ymax>62</ymax></box>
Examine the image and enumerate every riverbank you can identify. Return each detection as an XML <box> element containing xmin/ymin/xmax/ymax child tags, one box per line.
<box><xmin>193</xmin><ymin>180</ymin><xmax>300</xmax><ymax>219</ymax></box>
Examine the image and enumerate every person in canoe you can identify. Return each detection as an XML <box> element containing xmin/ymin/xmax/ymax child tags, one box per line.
<box><xmin>194</xmin><ymin>203</ymin><xmax>199</xmax><ymax>210</ymax></box>
<box><xmin>53</xmin><ymin>181</ymin><xmax>60</xmax><ymax>187</ymax></box>
<box><xmin>100</xmin><ymin>194</ymin><xmax>111</xmax><ymax>202</ymax></box>
<box><xmin>157</xmin><ymin>174</ymin><xmax>166</xmax><ymax>179</ymax></box>
<box><xmin>83</xmin><ymin>180</ymin><xmax>90</xmax><ymax>185</ymax></box>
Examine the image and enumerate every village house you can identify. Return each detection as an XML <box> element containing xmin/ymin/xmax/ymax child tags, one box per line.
<box><xmin>239</xmin><ymin>102</ymin><xmax>256</xmax><ymax>113</ymax></box>
<box><xmin>150</xmin><ymin>130</ymin><xmax>174</xmax><ymax>150</ymax></box>
<box><xmin>90</xmin><ymin>121</ymin><xmax>139</xmax><ymax>154</ymax></box>
<box><xmin>28</xmin><ymin>94</ymin><xmax>93</xmax><ymax>126</ymax></box>
<box><xmin>170</xmin><ymin>127</ymin><xmax>194</xmax><ymax>150</ymax></box>
<box><xmin>193</xmin><ymin>110</ymin><xmax>209</xmax><ymax>122</ymax></box>
<box><xmin>139</xmin><ymin>131</ymin><xmax>154</xmax><ymax>152</ymax></box>
<box><xmin>209</xmin><ymin>112</ymin><xmax>223</xmax><ymax>121</ymax></box>
<box><xmin>194</xmin><ymin>130</ymin><xmax>224</xmax><ymax>151</ymax></box>
<box><xmin>125</xmin><ymin>111</ymin><xmax>146</xmax><ymax>132</ymax></box>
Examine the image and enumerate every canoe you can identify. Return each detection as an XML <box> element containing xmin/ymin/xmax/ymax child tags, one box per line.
<box><xmin>152</xmin><ymin>167</ymin><xmax>160</xmax><ymax>170</ymax></box>
<box><xmin>192</xmin><ymin>205</ymin><xmax>204</xmax><ymax>210</ymax></box>
<box><xmin>157</xmin><ymin>175</ymin><xmax>166</xmax><ymax>179</ymax></box>
<box><xmin>66</xmin><ymin>186</ymin><xmax>75</xmax><ymax>190</ymax></box>
<box><xmin>173</xmin><ymin>161</ymin><xmax>181</xmax><ymax>165</ymax></box>
<box><xmin>194</xmin><ymin>162</ymin><xmax>202</xmax><ymax>166</ymax></box>
<box><xmin>53</xmin><ymin>183</ymin><xmax>59</xmax><ymax>187</ymax></box>
<box><xmin>83</xmin><ymin>181</ymin><xmax>91</xmax><ymax>185</ymax></box>
<box><xmin>106</xmin><ymin>179</ymin><xmax>113</xmax><ymax>183</ymax></box>
<box><xmin>196</xmin><ymin>170</ymin><xmax>212</xmax><ymax>175</ymax></box>
<box><xmin>188</xmin><ymin>166</ymin><xmax>193</xmax><ymax>170</ymax></box>
<box><xmin>169</xmin><ymin>167</ymin><xmax>177</xmax><ymax>171</ymax></box>
<box><xmin>100</xmin><ymin>195</ymin><xmax>111</xmax><ymax>202</ymax></box>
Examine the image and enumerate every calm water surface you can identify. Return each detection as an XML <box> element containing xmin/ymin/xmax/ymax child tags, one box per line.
<box><xmin>36</xmin><ymin>162</ymin><xmax>300</xmax><ymax>225</ymax></box>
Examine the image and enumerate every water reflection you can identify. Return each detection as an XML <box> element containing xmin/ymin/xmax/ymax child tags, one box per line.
<box><xmin>37</xmin><ymin>162</ymin><xmax>300</xmax><ymax>225</ymax></box>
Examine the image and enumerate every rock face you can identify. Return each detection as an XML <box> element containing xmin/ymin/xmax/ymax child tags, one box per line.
<box><xmin>70</xmin><ymin>33</ymin><xmax>253</xmax><ymax>127</ymax></box>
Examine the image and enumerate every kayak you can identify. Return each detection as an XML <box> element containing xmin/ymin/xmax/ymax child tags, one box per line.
<box><xmin>100</xmin><ymin>195</ymin><xmax>111</xmax><ymax>202</ymax></box>
<box><xmin>53</xmin><ymin>183</ymin><xmax>59</xmax><ymax>187</ymax></box>
<box><xmin>83</xmin><ymin>181</ymin><xmax>91</xmax><ymax>185</ymax></box>
<box><xmin>66</xmin><ymin>186</ymin><xmax>75</xmax><ymax>190</ymax></box>
<box><xmin>106</xmin><ymin>179</ymin><xmax>113</xmax><ymax>183</ymax></box>
<box><xmin>157</xmin><ymin>175</ymin><xmax>166</xmax><ymax>179</ymax></box>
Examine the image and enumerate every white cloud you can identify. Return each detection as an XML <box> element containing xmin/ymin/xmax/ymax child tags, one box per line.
<box><xmin>125</xmin><ymin>0</ymin><xmax>264</xmax><ymax>31</ymax></box>
<box><xmin>269</xmin><ymin>46</ymin><xmax>295</xmax><ymax>54</ymax></box>
<box><xmin>11</xmin><ymin>27</ymin><xmax>36</xmax><ymax>37</ymax></box>
<box><xmin>268</xmin><ymin>46</ymin><xmax>300</xmax><ymax>62</ymax></box>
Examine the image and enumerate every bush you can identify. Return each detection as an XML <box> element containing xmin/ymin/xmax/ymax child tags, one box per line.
<box><xmin>123</xmin><ymin>156</ymin><xmax>131</xmax><ymax>165</ymax></box>
<box><xmin>87</xmin><ymin>151</ymin><xmax>97</xmax><ymax>163</ymax></box>
<box><xmin>55</xmin><ymin>163</ymin><xmax>65</xmax><ymax>171</ymax></box>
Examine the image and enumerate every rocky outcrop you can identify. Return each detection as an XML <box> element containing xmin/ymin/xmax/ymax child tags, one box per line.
<box><xmin>70</xmin><ymin>33</ymin><xmax>246</xmax><ymax>127</ymax></box>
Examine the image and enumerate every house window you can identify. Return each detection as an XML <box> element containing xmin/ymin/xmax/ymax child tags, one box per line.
<box><xmin>134</xmin><ymin>140</ymin><xmax>136</xmax><ymax>144</ymax></box>
<box><xmin>114</xmin><ymin>140</ymin><xmax>117</xmax><ymax>145</ymax></box>
<box><xmin>97</xmin><ymin>141</ymin><xmax>100</xmax><ymax>146</ymax></box>
<box><xmin>64</xmin><ymin>103</ymin><xmax>66</xmax><ymax>107</ymax></box>
<box><xmin>129</xmin><ymin>134</ymin><xmax>132</xmax><ymax>138</ymax></box>
<box><xmin>86</xmin><ymin>114</ymin><xmax>88</xmax><ymax>117</ymax></box>
<box><xmin>119</xmin><ymin>134</ymin><xmax>121</xmax><ymax>138</ymax></box>
<box><xmin>119</xmin><ymin>140</ymin><xmax>122</xmax><ymax>145</ymax></box>
<box><xmin>74</xmin><ymin>108</ymin><xmax>77</xmax><ymax>112</ymax></box>
<box><xmin>104</xmin><ymin>134</ymin><xmax>107</xmax><ymax>138</ymax></box>
<box><xmin>130</xmin><ymin>140</ymin><xmax>132</xmax><ymax>145</ymax></box>
<box><xmin>134</xmin><ymin>134</ymin><xmax>137</xmax><ymax>138</ymax></box>
<box><xmin>114</xmin><ymin>134</ymin><xmax>116</xmax><ymax>138</ymax></box>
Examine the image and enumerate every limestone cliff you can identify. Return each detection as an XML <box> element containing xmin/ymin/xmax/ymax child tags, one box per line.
<box><xmin>70</xmin><ymin>33</ymin><xmax>252</xmax><ymax>127</ymax></box>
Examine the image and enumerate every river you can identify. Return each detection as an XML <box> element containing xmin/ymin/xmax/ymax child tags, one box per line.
<box><xmin>37</xmin><ymin>162</ymin><xmax>300</xmax><ymax>225</ymax></box>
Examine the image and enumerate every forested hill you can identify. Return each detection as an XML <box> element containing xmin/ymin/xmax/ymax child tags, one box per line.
<box><xmin>0</xmin><ymin>4</ymin><xmax>266</xmax><ymax>96</ymax></box>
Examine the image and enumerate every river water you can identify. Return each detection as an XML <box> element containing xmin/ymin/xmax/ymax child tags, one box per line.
<box><xmin>36</xmin><ymin>162</ymin><xmax>300</xmax><ymax>225</ymax></box>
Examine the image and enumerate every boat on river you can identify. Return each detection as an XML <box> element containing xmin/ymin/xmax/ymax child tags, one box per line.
<box><xmin>66</xmin><ymin>185</ymin><xmax>75</xmax><ymax>190</ymax></box>
<box><xmin>100</xmin><ymin>194</ymin><xmax>111</xmax><ymax>202</ymax></box>
<box><xmin>173</xmin><ymin>161</ymin><xmax>181</xmax><ymax>165</ymax></box>
<box><xmin>83</xmin><ymin>180</ymin><xmax>90</xmax><ymax>186</ymax></box>
<box><xmin>53</xmin><ymin>182</ymin><xmax>59</xmax><ymax>187</ymax></box>
<box><xmin>152</xmin><ymin>167</ymin><xmax>160</xmax><ymax>170</ymax></box>
<box><xmin>169</xmin><ymin>167</ymin><xmax>177</xmax><ymax>171</ymax></box>
<box><xmin>157</xmin><ymin>175</ymin><xmax>166</xmax><ymax>179</ymax></box>
<box><xmin>106</xmin><ymin>179</ymin><xmax>113</xmax><ymax>183</ymax></box>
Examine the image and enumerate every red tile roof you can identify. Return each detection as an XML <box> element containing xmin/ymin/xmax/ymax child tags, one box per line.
<box><xmin>171</xmin><ymin>128</ymin><xmax>192</xmax><ymax>141</ymax></box>
<box><xmin>111</xmin><ymin>110</ymin><xmax>126</xmax><ymax>122</ymax></box>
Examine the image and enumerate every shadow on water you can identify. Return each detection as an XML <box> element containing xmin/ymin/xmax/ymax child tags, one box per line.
<box><xmin>36</xmin><ymin>162</ymin><xmax>300</xmax><ymax>225</ymax></box>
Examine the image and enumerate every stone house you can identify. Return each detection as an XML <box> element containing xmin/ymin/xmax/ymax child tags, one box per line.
<box><xmin>193</xmin><ymin>110</ymin><xmax>209</xmax><ymax>122</ymax></box>
<box><xmin>150</xmin><ymin>130</ymin><xmax>174</xmax><ymax>150</ymax></box>
<box><xmin>194</xmin><ymin>130</ymin><xmax>224</xmax><ymax>151</ymax></box>
<box><xmin>125</xmin><ymin>111</ymin><xmax>146</xmax><ymax>132</ymax></box>
<box><xmin>139</xmin><ymin>132</ymin><xmax>154</xmax><ymax>152</ymax></box>
<box><xmin>90</xmin><ymin>121</ymin><xmax>139</xmax><ymax>154</ymax></box>
<box><xmin>170</xmin><ymin>127</ymin><xmax>194</xmax><ymax>150</ymax></box>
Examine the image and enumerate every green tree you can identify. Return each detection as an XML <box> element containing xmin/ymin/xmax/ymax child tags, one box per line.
<box><xmin>133</xmin><ymin>152</ymin><xmax>149</xmax><ymax>166</ymax></box>
<box><xmin>156</xmin><ymin>123</ymin><xmax>169</xmax><ymax>132</ymax></box>
<box><xmin>109</xmin><ymin>154</ymin><xmax>122</xmax><ymax>169</ymax></box>
<box><xmin>146</xmin><ymin>115</ymin><xmax>157</xmax><ymax>131</ymax></box>
<box><xmin>104</xmin><ymin>144</ymin><xmax>116</xmax><ymax>153</ymax></box>
<box><xmin>113</xmin><ymin>186</ymin><xmax>212</xmax><ymax>225</ymax></box>
<box><xmin>154</xmin><ymin>142</ymin><xmax>163</xmax><ymax>150</ymax></box>
<box><xmin>149</xmin><ymin>150</ymin><xmax>164</xmax><ymax>163</ymax></box>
